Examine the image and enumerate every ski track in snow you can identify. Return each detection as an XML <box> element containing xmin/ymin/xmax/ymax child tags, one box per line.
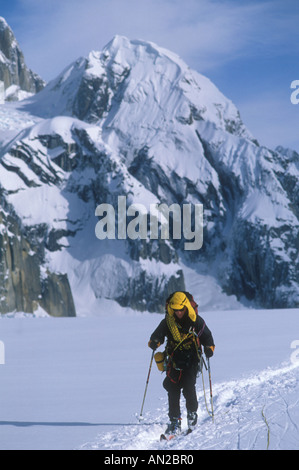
<box><xmin>79</xmin><ymin>362</ymin><xmax>299</xmax><ymax>451</ymax></box>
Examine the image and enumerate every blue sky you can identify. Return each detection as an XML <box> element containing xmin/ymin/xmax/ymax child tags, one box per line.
<box><xmin>1</xmin><ymin>0</ymin><xmax>299</xmax><ymax>152</ymax></box>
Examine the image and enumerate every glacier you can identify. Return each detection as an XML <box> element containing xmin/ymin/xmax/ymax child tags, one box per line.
<box><xmin>0</xmin><ymin>305</ymin><xmax>299</xmax><ymax>450</ymax></box>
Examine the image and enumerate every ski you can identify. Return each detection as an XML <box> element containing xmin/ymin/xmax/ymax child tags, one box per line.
<box><xmin>160</xmin><ymin>433</ymin><xmax>176</xmax><ymax>442</ymax></box>
<box><xmin>160</xmin><ymin>428</ymin><xmax>193</xmax><ymax>442</ymax></box>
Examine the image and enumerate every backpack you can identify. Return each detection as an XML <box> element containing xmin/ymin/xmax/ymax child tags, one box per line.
<box><xmin>165</xmin><ymin>291</ymin><xmax>198</xmax><ymax>316</ymax></box>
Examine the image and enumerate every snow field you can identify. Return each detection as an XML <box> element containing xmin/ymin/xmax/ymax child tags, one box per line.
<box><xmin>0</xmin><ymin>305</ymin><xmax>298</xmax><ymax>450</ymax></box>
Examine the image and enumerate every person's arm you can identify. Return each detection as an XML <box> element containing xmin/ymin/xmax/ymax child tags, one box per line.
<box><xmin>196</xmin><ymin>316</ymin><xmax>215</xmax><ymax>358</ymax></box>
<box><xmin>148</xmin><ymin>319</ymin><xmax>167</xmax><ymax>350</ymax></box>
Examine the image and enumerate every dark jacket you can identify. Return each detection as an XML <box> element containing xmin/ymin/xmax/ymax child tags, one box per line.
<box><xmin>150</xmin><ymin>312</ymin><xmax>214</xmax><ymax>369</ymax></box>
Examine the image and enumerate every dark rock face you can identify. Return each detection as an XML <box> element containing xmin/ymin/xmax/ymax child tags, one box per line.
<box><xmin>0</xmin><ymin>206</ymin><xmax>76</xmax><ymax>316</ymax></box>
<box><xmin>0</xmin><ymin>17</ymin><xmax>45</xmax><ymax>97</ymax></box>
<box><xmin>0</xmin><ymin>119</ymin><xmax>185</xmax><ymax>315</ymax></box>
<box><xmin>40</xmin><ymin>271</ymin><xmax>76</xmax><ymax>317</ymax></box>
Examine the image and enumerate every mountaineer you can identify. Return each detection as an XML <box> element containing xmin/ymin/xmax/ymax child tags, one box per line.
<box><xmin>148</xmin><ymin>291</ymin><xmax>215</xmax><ymax>438</ymax></box>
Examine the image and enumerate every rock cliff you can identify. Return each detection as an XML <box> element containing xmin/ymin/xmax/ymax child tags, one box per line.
<box><xmin>0</xmin><ymin>17</ymin><xmax>45</xmax><ymax>100</ymax></box>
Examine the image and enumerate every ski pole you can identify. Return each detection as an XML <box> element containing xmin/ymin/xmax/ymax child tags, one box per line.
<box><xmin>139</xmin><ymin>350</ymin><xmax>154</xmax><ymax>420</ymax></box>
<box><xmin>207</xmin><ymin>358</ymin><xmax>214</xmax><ymax>423</ymax></box>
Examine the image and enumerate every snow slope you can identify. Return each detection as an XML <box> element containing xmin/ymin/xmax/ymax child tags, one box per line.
<box><xmin>0</xmin><ymin>305</ymin><xmax>299</xmax><ymax>450</ymax></box>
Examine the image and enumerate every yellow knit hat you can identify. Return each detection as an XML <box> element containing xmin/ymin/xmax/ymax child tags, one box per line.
<box><xmin>167</xmin><ymin>292</ymin><xmax>196</xmax><ymax>322</ymax></box>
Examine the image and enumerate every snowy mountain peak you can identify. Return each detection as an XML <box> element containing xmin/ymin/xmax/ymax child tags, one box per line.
<box><xmin>0</xmin><ymin>16</ymin><xmax>19</xmax><ymax>58</ymax></box>
<box><xmin>0</xmin><ymin>16</ymin><xmax>9</xmax><ymax>29</ymax></box>
<box><xmin>101</xmin><ymin>35</ymin><xmax>253</xmax><ymax>137</ymax></box>
<box><xmin>102</xmin><ymin>34</ymin><xmax>184</xmax><ymax>67</ymax></box>
<box><xmin>19</xmin><ymin>36</ymin><xmax>252</xmax><ymax>142</ymax></box>
<box><xmin>1</xmin><ymin>35</ymin><xmax>299</xmax><ymax>315</ymax></box>
<box><xmin>0</xmin><ymin>17</ymin><xmax>45</xmax><ymax>100</ymax></box>
<box><xmin>102</xmin><ymin>34</ymin><xmax>134</xmax><ymax>56</ymax></box>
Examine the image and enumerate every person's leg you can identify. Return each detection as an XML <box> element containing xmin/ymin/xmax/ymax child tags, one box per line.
<box><xmin>182</xmin><ymin>366</ymin><xmax>198</xmax><ymax>411</ymax></box>
<box><xmin>162</xmin><ymin>376</ymin><xmax>182</xmax><ymax>435</ymax></box>
<box><xmin>163</xmin><ymin>376</ymin><xmax>181</xmax><ymax>419</ymax></box>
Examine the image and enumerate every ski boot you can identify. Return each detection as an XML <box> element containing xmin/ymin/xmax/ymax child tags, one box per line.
<box><xmin>187</xmin><ymin>411</ymin><xmax>198</xmax><ymax>431</ymax></box>
<box><xmin>160</xmin><ymin>417</ymin><xmax>181</xmax><ymax>441</ymax></box>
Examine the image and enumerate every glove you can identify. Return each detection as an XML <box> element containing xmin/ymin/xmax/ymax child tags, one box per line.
<box><xmin>148</xmin><ymin>339</ymin><xmax>161</xmax><ymax>351</ymax></box>
<box><xmin>204</xmin><ymin>345</ymin><xmax>215</xmax><ymax>358</ymax></box>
